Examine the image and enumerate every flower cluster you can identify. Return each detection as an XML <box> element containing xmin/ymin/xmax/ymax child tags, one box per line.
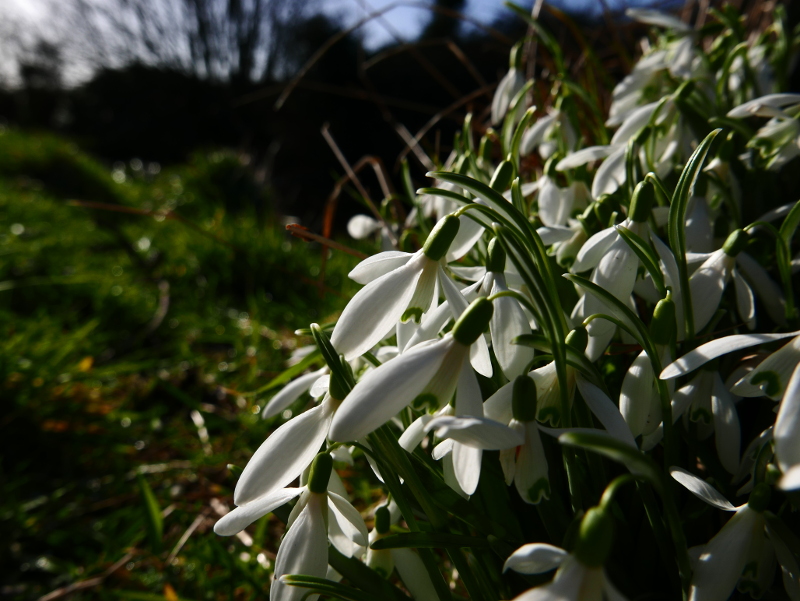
<box><xmin>213</xmin><ymin>7</ymin><xmax>800</xmax><ymax>601</ymax></box>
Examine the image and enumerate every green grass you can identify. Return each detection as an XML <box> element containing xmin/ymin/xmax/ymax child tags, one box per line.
<box><xmin>0</xmin><ymin>129</ymin><xmax>366</xmax><ymax>601</ymax></box>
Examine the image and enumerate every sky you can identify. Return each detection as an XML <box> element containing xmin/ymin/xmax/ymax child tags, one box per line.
<box><xmin>0</xmin><ymin>0</ymin><xmax>685</xmax><ymax>85</ymax></box>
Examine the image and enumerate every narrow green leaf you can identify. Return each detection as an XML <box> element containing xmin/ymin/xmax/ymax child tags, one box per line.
<box><xmin>243</xmin><ymin>349</ymin><xmax>321</xmax><ymax>397</ymax></box>
<box><xmin>136</xmin><ymin>473</ymin><xmax>163</xmax><ymax>553</ymax></box>
<box><xmin>779</xmin><ymin>200</ymin><xmax>800</xmax><ymax>322</ymax></box>
<box><xmin>282</xmin><ymin>575</ymin><xmax>387</xmax><ymax>601</ymax></box>
<box><xmin>558</xmin><ymin>431</ymin><xmax>662</xmax><ymax>492</ymax></box>
<box><xmin>667</xmin><ymin>128</ymin><xmax>722</xmax><ymax>339</ymax></box>
<box><xmin>370</xmin><ymin>531</ymin><xmax>491</xmax><ymax>551</ymax></box>
<box><xmin>616</xmin><ymin>226</ymin><xmax>666</xmax><ymax>295</ymax></box>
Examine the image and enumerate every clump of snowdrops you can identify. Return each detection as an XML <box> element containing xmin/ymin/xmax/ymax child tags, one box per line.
<box><xmin>215</xmin><ymin>5</ymin><xmax>800</xmax><ymax>601</ymax></box>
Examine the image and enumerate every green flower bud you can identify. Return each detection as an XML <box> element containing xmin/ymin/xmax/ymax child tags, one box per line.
<box><xmin>479</xmin><ymin>134</ymin><xmax>494</xmax><ymax>164</ymax></box>
<box><xmin>329</xmin><ymin>372</ymin><xmax>350</xmax><ymax>403</ymax></box>
<box><xmin>375</xmin><ymin>506</ymin><xmax>391</xmax><ymax>534</ymax></box>
<box><xmin>574</xmin><ymin>507</ymin><xmax>614</xmax><ymax>567</ymax></box>
<box><xmin>748</xmin><ymin>482</ymin><xmax>771</xmax><ymax>512</ymax></box>
<box><xmin>490</xmin><ymin>160</ymin><xmax>515</xmax><ymax>192</ymax></box>
<box><xmin>629</xmin><ymin>180</ymin><xmax>655</xmax><ymax>223</ymax></box>
<box><xmin>422</xmin><ymin>215</ymin><xmax>461</xmax><ymax>261</ymax></box>
<box><xmin>544</xmin><ymin>156</ymin><xmax>559</xmax><ymax>179</ymax></box>
<box><xmin>566</xmin><ymin>326</ymin><xmax>588</xmax><ymax>352</ymax></box>
<box><xmin>486</xmin><ymin>238</ymin><xmax>506</xmax><ymax>273</ymax></box>
<box><xmin>675</xmin><ymin>80</ymin><xmax>695</xmax><ymax>101</ymax></box>
<box><xmin>307</xmin><ymin>453</ymin><xmax>333</xmax><ymax>494</ymax></box>
<box><xmin>452</xmin><ymin>297</ymin><xmax>494</xmax><ymax>346</ymax></box>
<box><xmin>512</xmin><ymin>376</ymin><xmax>537</xmax><ymax>422</ymax></box>
<box><xmin>649</xmin><ymin>294</ymin><xmax>676</xmax><ymax>346</ymax></box>
<box><xmin>633</xmin><ymin>126</ymin><xmax>650</xmax><ymax>146</ymax></box>
<box><xmin>722</xmin><ymin>229</ymin><xmax>749</xmax><ymax>257</ymax></box>
<box><xmin>509</xmin><ymin>42</ymin><xmax>523</xmax><ymax>70</ymax></box>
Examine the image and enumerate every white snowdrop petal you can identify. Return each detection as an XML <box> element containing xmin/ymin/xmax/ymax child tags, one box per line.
<box><xmin>391</xmin><ymin>548</ymin><xmax>440</xmax><ymax>601</ymax></box>
<box><xmin>235</xmin><ymin>401</ymin><xmax>334</xmax><ymax>505</ymax></box>
<box><xmin>447</xmin><ymin>211</ymin><xmax>486</xmax><ymax>262</ymax></box>
<box><xmin>669</xmin><ymin>466</ymin><xmax>736</xmax><ymax>511</ymax></box>
<box><xmin>689</xmin><ymin>251</ymin><xmax>732</xmax><ymax>333</ymax></box>
<box><xmin>347</xmin><ymin>215</ymin><xmax>380</xmax><ymax>240</ymax></box>
<box><xmin>775</xmin><ymin>364</ymin><xmax>800</xmax><ymax>477</ymax></box>
<box><xmin>536</xmin><ymin>225</ymin><xmax>574</xmax><ymax>245</ymax></box>
<box><xmin>611</xmin><ymin>100</ymin><xmax>660</xmax><ymax>145</ymax></box>
<box><xmin>736</xmin><ymin>252</ymin><xmax>787</xmax><ymax>326</ymax></box>
<box><xmin>626</xmin><ymin>8</ymin><xmax>691</xmax><ymax>31</ymax></box>
<box><xmin>332</xmin><ymin>254</ymin><xmax>426</xmax><ymax>360</ymax></box>
<box><xmin>328</xmin><ymin>491</ymin><xmax>368</xmax><ymax>546</ymax></box>
<box><xmin>591</xmin><ymin>146</ymin><xmax>627</xmax><ymax>198</ymax></box>
<box><xmin>452</xmin><ymin>442</ymin><xmax>482</xmax><ymax>495</ymax></box>
<box><xmin>733</xmin><ymin>269</ymin><xmax>756</xmax><ymax>330</ymax></box>
<box><xmin>660</xmin><ymin>331</ymin><xmax>800</xmax><ymax>379</ymax></box>
<box><xmin>483</xmin><ymin>379</ymin><xmax>515</xmax><ymax>424</ymax></box>
<box><xmin>503</xmin><ymin>543</ymin><xmax>567</xmax><ymax>574</ymax></box>
<box><xmin>432</xmin><ymin>438</ymin><xmax>455</xmax><ymax>460</ymax></box>
<box><xmin>727</xmin><ymin>93</ymin><xmax>800</xmax><ymax>118</ymax></box>
<box><xmin>619</xmin><ymin>350</ymin><xmax>656</xmax><ymax>439</ymax></box>
<box><xmin>572</xmin><ymin>226</ymin><xmax>618</xmax><ymax>273</ymax></box>
<box><xmin>348</xmin><ymin>251</ymin><xmax>412</xmax><ymax>284</ymax></box>
<box><xmin>262</xmin><ymin>368</ymin><xmax>328</xmax><ymax>419</ymax></box>
<box><xmin>538</xmin><ymin>178</ymin><xmax>566</xmax><ymax>227</ymax></box>
<box><xmin>577</xmin><ymin>376</ymin><xmax>637</xmax><ymax>448</ymax></box>
<box><xmin>515</xmin><ymin>422</ymin><xmax>550</xmax><ymax>504</ymax></box>
<box><xmin>491</xmin><ymin>277</ymin><xmax>534</xmax><ymax>380</ymax></box>
<box><xmin>733</xmin><ymin>335</ymin><xmax>800</xmax><ymax>400</ymax></box>
<box><xmin>556</xmin><ymin>145</ymin><xmax>616</xmax><ymax>170</ymax></box>
<box><xmin>425</xmin><ymin>415</ymin><xmax>523</xmax><ymax>449</ymax></box>
<box><xmin>521</xmin><ymin>113</ymin><xmax>557</xmax><ymax>155</ymax></box>
<box><xmin>272</xmin><ymin>495</ymin><xmax>329</xmax><ymax>601</ymax></box>
<box><xmin>398</xmin><ymin>415</ymin><xmax>433</xmax><ymax>452</ymax></box>
<box><xmin>711</xmin><ymin>372</ymin><xmax>741</xmax><ymax>474</ymax></box>
<box><xmin>780</xmin><ymin>465</ymin><xmax>800</xmax><ymax>491</ymax></box>
<box><xmin>309</xmin><ymin>375</ymin><xmax>331</xmax><ymax>399</ymax></box>
<box><xmin>214</xmin><ymin>488</ymin><xmax>303</xmax><ymax>536</ymax></box>
<box><xmin>689</xmin><ymin>507</ymin><xmax>763</xmax><ymax>601</ymax></box>
<box><xmin>328</xmin><ymin>338</ymin><xmax>451</xmax><ymax>442</ymax></box>
<box><xmin>456</xmin><ymin>356</ymin><xmax>485</xmax><ymax>417</ymax></box>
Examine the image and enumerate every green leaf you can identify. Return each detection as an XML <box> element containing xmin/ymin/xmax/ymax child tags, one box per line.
<box><xmin>616</xmin><ymin>226</ymin><xmax>666</xmax><ymax>296</ymax></box>
<box><xmin>563</xmin><ymin>273</ymin><xmax>651</xmax><ymax>353</ymax></box>
<box><xmin>779</xmin><ymin>200</ymin><xmax>800</xmax><ymax>322</ymax></box>
<box><xmin>136</xmin><ymin>473</ymin><xmax>163</xmax><ymax>553</ymax></box>
<box><xmin>243</xmin><ymin>349</ymin><xmax>322</xmax><ymax>397</ymax></box>
<box><xmin>370</xmin><ymin>531</ymin><xmax>491</xmax><ymax>551</ymax></box>
<box><xmin>667</xmin><ymin>128</ymin><xmax>722</xmax><ymax>338</ymax></box>
<box><xmin>282</xmin><ymin>575</ymin><xmax>387</xmax><ymax>601</ymax></box>
<box><xmin>558</xmin><ymin>431</ymin><xmax>662</xmax><ymax>492</ymax></box>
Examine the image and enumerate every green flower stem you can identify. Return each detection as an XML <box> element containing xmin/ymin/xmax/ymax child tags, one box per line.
<box><xmin>366</xmin><ymin>430</ymin><xmax>452</xmax><ymax>601</ymax></box>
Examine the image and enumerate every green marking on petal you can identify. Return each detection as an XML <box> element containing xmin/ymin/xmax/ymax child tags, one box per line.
<box><xmin>402</xmin><ymin>307</ymin><xmax>424</xmax><ymax>323</ymax></box>
<box><xmin>537</xmin><ymin>406</ymin><xmax>560</xmax><ymax>427</ymax></box>
<box><xmin>412</xmin><ymin>393</ymin><xmax>439</xmax><ymax>413</ymax></box>
<box><xmin>690</xmin><ymin>408</ymin><xmax>712</xmax><ymax>425</ymax></box>
<box><xmin>750</xmin><ymin>370</ymin><xmax>781</xmax><ymax>397</ymax></box>
<box><xmin>527</xmin><ymin>477</ymin><xmax>551</xmax><ymax>504</ymax></box>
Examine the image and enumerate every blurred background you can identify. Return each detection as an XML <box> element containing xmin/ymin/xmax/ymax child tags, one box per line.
<box><xmin>0</xmin><ymin>1</ymin><xmax>796</xmax><ymax>600</ymax></box>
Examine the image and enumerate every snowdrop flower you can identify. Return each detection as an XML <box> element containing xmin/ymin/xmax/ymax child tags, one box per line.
<box><xmin>331</xmin><ymin>215</ymin><xmax>464</xmax><ymax>360</ymax></box>
<box><xmin>620</xmin><ymin>346</ymin><xmax>673</xmax><ymax>439</ymax></box>
<box><xmin>483</xmin><ymin>238</ymin><xmax>534</xmax><ymax>379</ymax></box>
<box><xmin>670</xmin><ymin>467</ymin><xmax>772</xmax><ymax>601</ymax></box>
<box><xmin>774</xmin><ymin>363</ymin><xmax>800</xmax><ymax>490</ymax></box>
<box><xmin>727</xmin><ymin>94</ymin><xmax>800</xmax><ymax>119</ymax></box>
<box><xmin>670</xmin><ymin>367</ymin><xmax>741</xmax><ymax>473</ymax></box>
<box><xmin>347</xmin><ymin>214</ymin><xmax>395</xmax><ymax>251</ymax></box>
<box><xmin>424</xmin><ymin>409</ymin><xmax>524</xmax><ymax>496</ymax></box>
<box><xmin>329</xmin><ymin>297</ymin><xmax>494</xmax><ymax>442</ymax></box>
<box><xmin>728</xmin><ymin>94</ymin><xmax>800</xmax><ymax>171</ymax></box>
<box><xmin>488</xmin><ymin>375</ymin><xmax>550</xmax><ymax>503</ymax></box>
<box><xmin>492</xmin><ymin>43</ymin><xmax>525</xmax><ymax>125</ymax></box>
<box><xmin>538</xmin><ymin>165</ymin><xmax>590</xmax><ymax>228</ymax></box>
<box><xmin>521</xmin><ymin>109</ymin><xmax>577</xmax><ymax>159</ymax></box>
<box><xmin>571</xmin><ymin>181</ymin><xmax>655</xmax><ymax>360</ymax></box>
<box><xmin>661</xmin><ymin>329</ymin><xmax>800</xmax><ymax>400</ymax></box>
<box><xmin>688</xmin><ymin>229</ymin><xmax>784</xmax><ymax>333</ymax></box>
<box><xmin>215</xmin><ymin>454</ymin><xmax>367</xmax><ymax>601</ymax></box>
<box><xmin>366</xmin><ymin>506</ymin><xmax>439</xmax><ymax>600</ymax></box>
<box><xmin>505</xmin><ymin>506</ymin><xmax>626</xmax><ymax>600</ymax></box>
<box><xmin>261</xmin><ymin>367</ymin><xmax>329</xmax><ymax>419</ymax></box>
